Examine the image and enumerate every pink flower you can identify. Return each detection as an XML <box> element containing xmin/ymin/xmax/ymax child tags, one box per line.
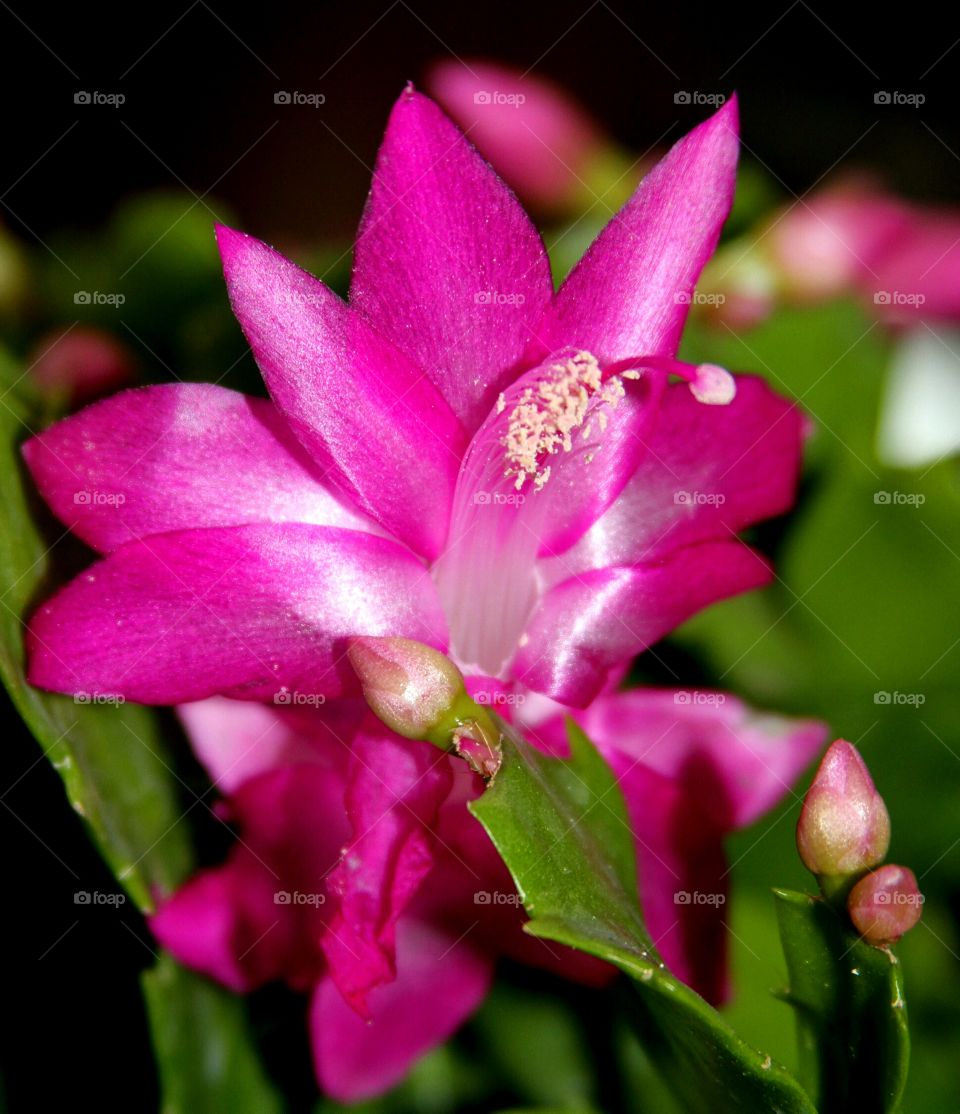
<box><xmin>426</xmin><ymin>59</ymin><xmax>606</xmax><ymax>212</ymax></box>
<box><xmin>24</xmin><ymin>87</ymin><xmax>803</xmax><ymax>710</ymax></box>
<box><xmin>27</xmin><ymin>325</ymin><xmax>136</xmax><ymax>405</ymax></box>
<box><xmin>769</xmin><ymin>182</ymin><xmax>960</xmax><ymax>323</ymax></box>
<box><xmin>151</xmin><ymin>688</ymin><xmax>823</xmax><ymax>1099</ymax></box>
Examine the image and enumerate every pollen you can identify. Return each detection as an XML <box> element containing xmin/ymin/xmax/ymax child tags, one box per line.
<box><xmin>502</xmin><ymin>350</ymin><xmax>626</xmax><ymax>491</ymax></box>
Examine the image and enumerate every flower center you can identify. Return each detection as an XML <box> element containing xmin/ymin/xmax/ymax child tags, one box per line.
<box><xmin>433</xmin><ymin>348</ymin><xmax>735</xmax><ymax>679</ymax></box>
<box><xmin>500</xmin><ymin>349</ymin><xmax>628</xmax><ymax>492</ymax></box>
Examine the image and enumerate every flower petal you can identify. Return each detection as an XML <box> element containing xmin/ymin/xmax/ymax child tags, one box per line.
<box><xmin>580</xmin><ymin>689</ymin><xmax>827</xmax><ymax>832</ymax></box>
<box><xmin>612</xmin><ymin>761</ymin><xmax>731</xmax><ymax>1005</ymax></box>
<box><xmin>22</xmin><ymin>384</ymin><xmax>378</xmax><ymax>554</ymax></box>
<box><xmin>310</xmin><ymin>917</ymin><xmax>493</xmax><ymax>1102</ymax></box>
<box><xmin>350</xmin><ymin>87</ymin><xmax>554</xmax><ymax>432</ymax></box>
<box><xmin>321</xmin><ymin>725</ymin><xmax>455</xmax><ymax>1015</ymax></box>
<box><xmin>150</xmin><ymin>764</ymin><xmax>349</xmax><ymax>992</ymax></box>
<box><xmin>541</xmin><ymin>98</ymin><xmax>739</xmax><ymax>362</ymax></box>
<box><xmin>177</xmin><ymin>695</ymin><xmax>363</xmax><ymax>795</ymax></box>
<box><xmin>427</xmin><ymin>60</ymin><xmax>604</xmax><ymax>211</ymax></box>
<box><xmin>514</xmin><ymin>541</ymin><xmax>772</xmax><ymax>706</ymax></box>
<box><xmin>217</xmin><ymin>226</ymin><xmax>466</xmax><ymax>559</ymax></box>
<box><xmin>547</xmin><ymin>376</ymin><xmax>803</xmax><ymax>575</ymax></box>
<box><xmin>28</xmin><ymin>524</ymin><xmax>447</xmax><ymax>704</ymax></box>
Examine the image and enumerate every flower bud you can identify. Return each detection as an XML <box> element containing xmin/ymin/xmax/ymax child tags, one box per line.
<box><xmin>797</xmin><ymin>740</ymin><xmax>890</xmax><ymax>881</ymax></box>
<box><xmin>347</xmin><ymin>637</ymin><xmax>502</xmax><ymax>777</ymax></box>
<box><xmin>848</xmin><ymin>865</ymin><xmax>923</xmax><ymax>947</ymax></box>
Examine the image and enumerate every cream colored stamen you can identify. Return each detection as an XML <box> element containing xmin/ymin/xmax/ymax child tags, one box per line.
<box><xmin>501</xmin><ymin>350</ymin><xmax>626</xmax><ymax>492</ymax></box>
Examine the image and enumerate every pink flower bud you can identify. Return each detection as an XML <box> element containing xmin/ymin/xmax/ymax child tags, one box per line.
<box><xmin>848</xmin><ymin>864</ymin><xmax>923</xmax><ymax>946</ymax></box>
<box><xmin>347</xmin><ymin>637</ymin><xmax>467</xmax><ymax>745</ymax></box>
<box><xmin>796</xmin><ymin>740</ymin><xmax>890</xmax><ymax>878</ymax></box>
<box><xmin>348</xmin><ymin>637</ymin><xmax>503</xmax><ymax>777</ymax></box>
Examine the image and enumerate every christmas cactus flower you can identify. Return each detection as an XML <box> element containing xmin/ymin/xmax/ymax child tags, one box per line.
<box><xmin>150</xmin><ymin>685</ymin><xmax>824</xmax><ymax>1099</ymax></box>
<box><xmin>24</xmin><ymin>86</ymin><xmax>804</xmax><ymax>710</ymax></box>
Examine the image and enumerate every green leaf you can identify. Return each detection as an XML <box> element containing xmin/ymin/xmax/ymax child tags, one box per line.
<box><xmin>143</xmin><ymin>954</ymin><xmax>284</xmax><ymax>1114</ymax></box>
<box><xmin>774</xmin><ymin>888</ymin><xmax>910</xmax><ymax>1113</ymax></box>
<box><xmin>469</xmin><ymin>721</ymin><xmax>815</xmax><ymax>1114</ymax></box>
<box><xmin>0</xmin><ymin>374</ymin><xmax>192</xmax><ymax>909</ymax></box>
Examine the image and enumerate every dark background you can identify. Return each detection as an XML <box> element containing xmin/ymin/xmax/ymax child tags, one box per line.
<box><xmin>2</xmin><ymin>1</ymin><xmax>957</xmax><ymax>1108</ymax></box>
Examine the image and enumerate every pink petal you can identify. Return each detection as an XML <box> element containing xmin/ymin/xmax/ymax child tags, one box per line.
<box><xmin>151</xmin><ymin>764</ymin><xmax>349</xmax><ymax>992</ymax></box>
<box><xmin>217</xmin><ymin>226</ymin><xmax>466</xmax><ymax>560</ymax></box>
<box><xmin>513</xmin><ymin>541</ymin><xmax>772</xmax><ymax>706</ymax></box>
<box><xmin>27</xmin><ymin>524</ymin><xmax>447</xmax><ymax>704</ymax></box>
<box><xmin>22</xmin><ymin>384</ymin><xmax>378</xmax><ymax>555</ymax></box>
<box><xmin>426</xmin><ymin>60</ymin><xmax>604</xmax><ymax>211</ymax></box>
<box><xmin>350</xmin><ymin>87</ymin><xmax>554</xmax><ymax>432</ymax></box>
<box><xmin>321</xmin><ymin>725</ymin><xmax>455</xmax><ymax>1015</ymax></box>
<box><xmin>580</xmin><ymin>689</ymin><xmax>827</xmax><ymax>834</ymax></box>
<box><xmin>548</xmin><ymin>376</ymin><xmax>803</xmax><ymax>576</ymax></box>
<box><xmin>540</xmin><ymin>99</ymin><xmax>739</xmax><ymax>362</ymax></box>
<box><xmin>310</xmin><ymin>917</ymin><xmax>493</xmax><ymax>1102</ymax></box>
<box><xmin>613</xmin><ymin>761</ymin><xmax>731</xmax><ymax>1005</ymax></box>
<box><xmin>177</xmin><ymin>696</ymin><xmax>363</xmax><ymax>795</ymax></box>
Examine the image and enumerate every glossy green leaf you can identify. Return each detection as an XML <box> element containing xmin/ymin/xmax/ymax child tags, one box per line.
<box><xmin>469</xmin><ymin>721</ymin><xmax>815</xmax><ymax>1114</ymax></box>
<box><xmin>0</xmin><ymin>374</ymin><xmax>192</xmax><ymax>909</ymax></box>
<box><xmin>774</xmin><ymin>888</ymin><xmax>910</xmax><ymax>1112</ymax></box>
<box><xmin>143</xmin><ymin>954</ymin><xmax>284</xmax><ymax>1114</ymax></box>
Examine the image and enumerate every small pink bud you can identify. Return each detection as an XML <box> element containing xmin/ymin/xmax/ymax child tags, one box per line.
<box><xmin>848</xmin><ymin>864</ymin><xmax>923</xmax><ymax>947</ymax></box>
<box><xmin>346</xmin><ymin>637</ymin><xmax>466</xmax><ymax>745</ymax></box>
<box><xmin>347</xmin><ymin>637</ymin><xmax>503</xmax><ymax>777</ymax></box>
<box><xmin>797</xmin><ymin>740</ymin><xmax>890</xmax><ymax>879</ymax></box>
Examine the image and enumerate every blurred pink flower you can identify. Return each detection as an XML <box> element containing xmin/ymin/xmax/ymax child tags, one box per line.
<box><xmin>715</xmin><ymin>181</ymin><xmax>960</xmax><ymax>327</ymax></box>
<box><xmin>24</xmin><ymin>87</ymin><xmax>804</xmax><ymax>711</ymax></box>
<box><xmin>151</xmin><ymin>687</ymin><xmax>824</xmax><ymax>1099</ymax></box>
<box><xmin>27</xmin><ymin>325</ymin><xmax>135</xmax><ymax>404</ymax></box>
<box><xmin>426</xmin><ymin>59</ymin><xmax>606</xmax><ymax>211</ymax></box>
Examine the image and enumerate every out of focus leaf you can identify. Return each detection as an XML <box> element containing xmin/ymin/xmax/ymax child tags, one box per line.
<box><xmin>0</xmin><ymin>368</ymin><xmax>192</xmax><ymax>909</ymax></box>
<box><xmin>143</xmin><ymin>954</ymin><xmax>284</xmax><ymax>1114</ymax></box>
<box><xmin>774</xmin><ymin>888</ymin><xmax>910</xmax><ymax>1112</ymax></box>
